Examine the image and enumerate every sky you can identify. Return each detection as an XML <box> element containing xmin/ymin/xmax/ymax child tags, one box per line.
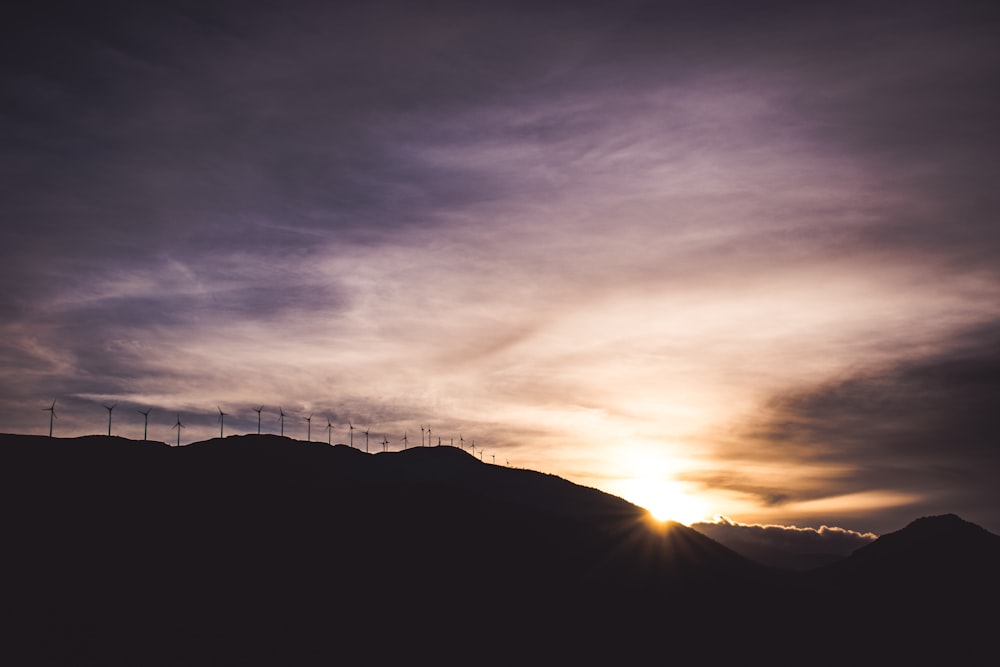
<box><xmin>2</xmin><ymin>0</ymin><xmax>999</xmax><ymax>537</ymax></box>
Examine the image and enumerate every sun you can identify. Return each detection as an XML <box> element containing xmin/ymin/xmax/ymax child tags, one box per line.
<box><xmin>622</xmin><ymin>477</ymin><xmax>709</xmax><ymax>526</ymax></box>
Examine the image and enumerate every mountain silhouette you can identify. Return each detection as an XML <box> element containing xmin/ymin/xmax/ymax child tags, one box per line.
<box><xmin>0</xmin><ymin>433</ymin><xmax>995</xmax><ymax>665</ymax></box>
<box><xmin>823</xmin><ymin>513</ymin><xmax>1000</xmax><ymax>581</ymax></box>
<box><xmin>763</xmin><ymin>513</ymin><xmax>1000</xmax><ymax>664</ymax></box>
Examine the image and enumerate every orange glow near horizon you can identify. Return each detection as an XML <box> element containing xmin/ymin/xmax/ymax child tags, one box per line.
<box><xmin>622</xmin><ymin>477</ymin><xmax>711</xmax><ymax>525</ymax></box>
<box><xmin>596</xmin><ymin>450</ymin><xmax>714</xmax><ymax>526</ymax></box>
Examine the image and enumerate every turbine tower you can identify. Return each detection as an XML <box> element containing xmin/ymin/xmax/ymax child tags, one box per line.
<box><xmin>427</xmin><ymin>425</ymin><xmax>432</xmax><ymax>447</ymax></box>
<box><xmin>279</xmin><ymin>407</ymin><xmax>287</xmax><ymax>437</ymax></box>
<box><xmin>402</xmin><ymin>432</ymin><xmax>408</xmax><ymax>449</ymax></box>
<box><xmin>253</xmin><ymin>406</ymin><xmax>263</xmax><ymax>435</ymax></box>
<box><xmin>217</xmin><ymin>406</ymin><xmax>228</xmax><ymax>438</ymax></box>
<box><xmin>304</xmin><ymin>414</ymin><xmax>313</xmax><ymax>442</ymax></box>
<box><xmin>363</xmin><ymin>426</ymin><xmax>370</xmax><ymax>453</ymax></box>
<box><xmin>138</xmin><ymin>408</ymin><xmax>151</xmax><ymax>441</ymax></box>
<box><xmin>349</xmin><ymin>421</ymin><xmax>355</xmax><ymax>448</ymax></box>
<box><xmin>460</xmin><ymin>434</ymin><xmax>464</xmax><ymax>450</ymax></box>
<box><xmin>381</xmin><ymin>435</ymin><xmax>389</xmax><ymax>452</ymax></box>
<box><xmin>420</xmin><ymin>425</ymin><xmax>425</xmax><ymax>447</ymax></box>
<box><xmin>43</xmin><ymin>400</ymin><xmax>57</xmax><ymax>438</ymax></box>
<box><xmin>173</xmin><ymin>414</ymin><xmax>184</xmax><ymax>447</ymax></box>
<box><xmin>326</xmin><ymin>417</ymin><xmax>333</xmax><ymax>445</ymax></box>
<box><xmin>103</xmin><ymin>403</ymin><xmax>117</xmax><ymax>436</ymax></box>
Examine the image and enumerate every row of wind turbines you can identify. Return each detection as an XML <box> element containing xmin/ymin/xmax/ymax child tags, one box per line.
<box><xmin>40</xmin><ymin>400</ymin><xmax>502</xmax><ymax>463</ymax></box>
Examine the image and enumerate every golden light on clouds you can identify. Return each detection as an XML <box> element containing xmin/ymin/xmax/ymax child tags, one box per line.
<box><xmin>66</xmin><ymin>225</ymin><xmax>997</xmax><ymax>532</ymax></box>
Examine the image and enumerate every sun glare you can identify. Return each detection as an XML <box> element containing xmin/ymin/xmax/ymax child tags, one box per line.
<box><xmin>623</xmin><ymin>478</ymin><xmax>709</xmax><ymax>526</ymax></box>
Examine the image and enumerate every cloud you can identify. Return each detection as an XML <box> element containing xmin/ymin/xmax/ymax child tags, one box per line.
<box><xmin>702</xmin><ymin>321</ymin><xmax>1000</xmax><ymax>534</ymax></box>
<box><xmin>692</xmin><ymin>516</ymin><xmax>876</xmax><ymax>570</ymax></box>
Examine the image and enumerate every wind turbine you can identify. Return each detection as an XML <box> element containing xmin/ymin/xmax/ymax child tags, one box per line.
<box><xmin>304</xmin><ymin>414</ymin><xmax>313</xmax><ymax>442</ymax></box>
<box><xmin>173</xmin><ymin>414</ymin><xmax>184</xmax><ymax>447</ymax></box>
<box><xmin>43</xmin><ymin>400</ymin><xmax>56</xmax><ymax>438</ymax></box>
<box><xmin>460</xmin><ymin>434</ymin><xmax>464</xmax><ymax>450</ymax></box>
<box><xmin>381</xmin><ymin>435</ymin><xmax>389</xmax><ymax>452</ymax></box>
<box><xmin>420</xmin><ymin>425</ymin><xmax>425</xmax><ymax>447</ymax></box>
<box><xmin>217</xmin><ymin>406</ymin><xmax>227</xmax><ymax>438</ymax></box>
<box><xmin>491</xmin><ymin>454</ymin><xmax>495</xmax><ymax>465</ymax></box>
<box><xmin>363</xmin><ymin>426</ymin><xmax>370</xmax><ymax>453</ymax></box>
<box><xmin>279</xmin><ymin>407</ymin><xmax>287</xmax><ymax>437</ymax></box>
<box><xmin>427</xmin><ymin>425</ymin><xmax>432</xmax><ymax>446</ymax></box>
<box><xmin>138</xmin><ymin>408</ymin><xmax>151</xmax><ymax>441</ymax></box>
<box><xmin>402</xmin><ymin>432</ymin><xmax>408</xmax><ymax>449</ymax></box>
<box><xmin>326</xmin><ymin>417</ymin><xmax>333</xmax><ymax>445</ymax></box>
<box><xmin>471</xmin><ymin>441</ymin><xmax>476</xmax><ymax>458</ymax></box>
<box><xmin>253</xmin><ymin>406</ymin><xmax>263</xmax><ymax>434</ymax></box>
<box><xmin>349</xmin><ymin>421</ymin><xmax>355</xmax><ymax>448</ymax></box>
<box><xmin>103</xmin><ymin>403</ymin><xmax>117</xmax><ymax>436</ymax></box>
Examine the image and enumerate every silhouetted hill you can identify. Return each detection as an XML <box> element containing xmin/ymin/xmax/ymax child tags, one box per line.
<box><xmin>815</xmin><ymin>513</ymin><xmax>1000</xmax><ymax>598</ymax></box>
<box><xmin>787</xmin><ymin>513</ymin><xmax>1000</xmax><ymax>663</ymax></box>
<box><xmin>0</xmin><ymin>434</ymin><xmax>996</xmax><ymax>665</ymax></box>
<box><xmin>187</xmin><ymin>433</ymin><xmax>650</xmax><ymax>520</ymax></box>
<box><xmin>0</xmin><ymin>434</ymin><xmax>765</xmax><ymax>664</ymax></box>
<box><xmin>824</xmin><ymin>513</ymin><xmax>1000</xmax><ymax>578</ymax></box>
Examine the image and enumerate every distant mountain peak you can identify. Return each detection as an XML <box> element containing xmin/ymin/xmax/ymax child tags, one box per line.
<box><xmin>824</xmin><ymin>512</ymin><xmax>1000</xmax><ymax>586</ymax></box>
<box><xmin>907</xmin><ymin>512</ymin><xmax>964</xmax><ymax>527</ymax></box>
<box><xmin>891</xmin><ymin>512</ymin><xmax>995</xmax><ymax>542</ymax></box>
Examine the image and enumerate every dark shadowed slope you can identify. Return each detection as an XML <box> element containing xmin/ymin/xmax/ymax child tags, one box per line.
<box><xmin>0</xmin><ymin>434</ymin><xmax>767</xmax><ymax>665</ymax></box>
<box><xmin>1</xmin><ymin>434</ymin><xmax>997</xmax><ymax>665</ymax></box>
<box><xmin>185</xmin><ymin>433</ymin><xmax>648</xmax><ymax>520</ymax></box>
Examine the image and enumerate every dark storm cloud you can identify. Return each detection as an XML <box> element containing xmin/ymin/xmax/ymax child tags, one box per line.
<box><xmin>3</xmin><ymin>0</ymin><xmax>648</xmax><ymax>327</ymax></box>
<box><xmin>595</xmin><ymin>1</ymin><xmax>1000</xmax><ymax>270</ymax></box>
<box><xmin>724</xmin><ymin>321</ymin><xmax>1000</xmax><ymax>532</ymax></box>
<box><xmin>4</xmin><ymin>0</ymin><xmax>998</xmax><ymax>275</ymax></box>
<box><xmin>778</xmin><ymin>5</ymin><xmax>1000</xmax><ymax>269</ymax></box>
<box><xmin>1</xmin><ymin>2</ymin><xmax>500</xmax><ymax>266</ymax></box>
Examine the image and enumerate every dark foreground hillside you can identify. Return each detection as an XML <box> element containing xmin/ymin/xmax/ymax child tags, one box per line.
<box><xmin>0</xmin><ymin>434</ymin><xmax>996</xmax><ymax>665</ymax></box>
